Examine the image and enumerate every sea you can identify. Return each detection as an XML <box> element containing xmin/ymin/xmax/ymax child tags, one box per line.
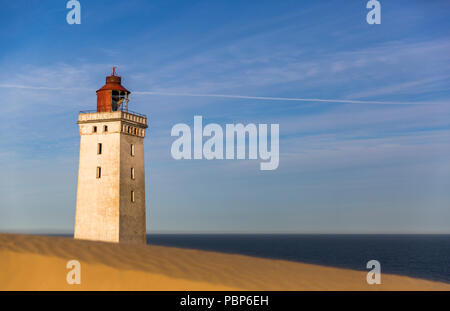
<box><xmin>146</xmin><ymin>234</ymin><xmax>450</xmax><ymax>283</ymax></box>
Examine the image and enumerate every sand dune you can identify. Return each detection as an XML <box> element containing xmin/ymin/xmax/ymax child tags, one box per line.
<box><xmin>0</xmin><ymin>233</ymin><xmax>448</xmax><ymax>291</ymax></box>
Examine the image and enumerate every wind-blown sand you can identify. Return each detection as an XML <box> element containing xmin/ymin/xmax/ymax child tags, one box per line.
<box><xmin>0</xmin><ymin>234</ymin><xmax>448</xmax><ymax>291</ymax></box>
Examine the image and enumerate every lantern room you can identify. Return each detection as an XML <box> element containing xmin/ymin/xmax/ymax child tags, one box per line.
<box><xmin>96</xmin><ymin>67</ymin><xmax>130</xmax><ymax>112</ymax></box>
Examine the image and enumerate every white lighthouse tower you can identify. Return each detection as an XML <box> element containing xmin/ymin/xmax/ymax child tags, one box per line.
<box><xmin>74</xmin><ymin>68</ymin><xmax>148</xmax><ymax>244</ymax></box>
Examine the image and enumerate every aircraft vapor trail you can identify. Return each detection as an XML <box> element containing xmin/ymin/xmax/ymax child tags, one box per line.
<box><xmin>0</xmin><ymin>84</ymin><xmax>432</xmax><ymax>105</ymax></box>
<box><xmin>133</xmin><ymin>91</ymin><xmax>420</xmax><ymax>105</ymax></box>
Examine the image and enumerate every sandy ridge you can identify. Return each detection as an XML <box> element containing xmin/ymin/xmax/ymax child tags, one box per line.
<box><xmin>0</xmin><ymin>234</ymin><xmax>449</xmax><ymax>291</ymax></box>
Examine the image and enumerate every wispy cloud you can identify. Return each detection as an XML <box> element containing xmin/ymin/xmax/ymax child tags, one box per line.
<box><xmin>1</xmin><ymin>0</ymin><xmax>450</xmax><ymax>233</ymax></box>
<box><xmin>126</xmin><ymin>37</ymin><xmax>450</xmax><ymax>101</ymax></box>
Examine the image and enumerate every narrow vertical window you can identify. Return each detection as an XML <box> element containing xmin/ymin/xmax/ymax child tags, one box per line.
<box><xmin>93</xmin><ymin>126</ymin><xmax>97</xmax><ymax>133</ymax></box>
<box><xmin>131</xmin><ymin>167</ymin><xmax>135</xmax><ymax>180</ymax></box>
<box><xmin>97</xmin><ymin>143</ymin><xmax>102</xmax><ymax>155</ymax></box>
<box><xmin>96</xmin><ymin>167</ymin><xmax>101</xmax><ymax>178</ymax></box>
<box><xmin>104</xmin><ymin>125</ymin><xmax>108</xmax><ymax>132</ymax></box>
<box><xmin>131</xmin><ymin>144</ymin><xmax>135</xmax><ymax>156</ymax></box>
<box><xmin>131</xmin><ymin>190</ymin><xmax>135</xmax><ymax>202</ymax></box>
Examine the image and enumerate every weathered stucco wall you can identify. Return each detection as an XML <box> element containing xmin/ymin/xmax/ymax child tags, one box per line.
<box><xmin>119</xmin><ymin>133</ymin><xmax>146</xmax><ymax>243</ymax></box>
<box><xmin>74</xmin><ymin>111</ymin><xmax>147</xmax><ymax>244</ymax></box>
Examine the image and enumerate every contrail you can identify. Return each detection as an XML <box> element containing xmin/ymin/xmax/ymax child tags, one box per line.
<box><xmin>0</xmin><ymin>84</ymin><xmax>93</xmax><ymax>91</ymax></box>
<box><xmin>133</xmin><ymin>91</ymin><xmax>420</xmax><ymax>105</ymax></box>
<box><xmin>0</xmin><ymin>84</ymin><xmax>432</xmax><ymax>105</ymax></box>
<box><xmin>0</xmin><ymin>84</ymin><xmax>67</xmax><ymax>91</ymax></box>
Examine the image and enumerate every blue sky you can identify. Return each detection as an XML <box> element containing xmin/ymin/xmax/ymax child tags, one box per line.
<box><xmin>0</xmin><ymin>0</ymin><xmax>449</xmax><ymax>233</ymax></box>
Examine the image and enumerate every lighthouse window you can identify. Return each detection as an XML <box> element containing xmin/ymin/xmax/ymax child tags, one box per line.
<box><xmin>131</xmin><ymin>191</ymin><xmax>135</xmax><ymax>202</ymax></box>
<box><xmin>96</xmin><ymin>167</ymin><xmax>102</xmax><ymax>179</ymax></box>
<box><xmin>97</xmin><ymin>143</ymin><xmax>102</xmax><ymax>155</ymax></box>
<box><xmin>131</xmin><ymin>144</ymin><xmax>135</xmax><ymax>156</ymax></box>
<box><xmin>93</xmin><ymin>126</ymin><xmax>97</xmax><ymax>133</ymax></box>
<box><xmin>111</xmin><ymin>90</ymin><xmax>124</xmax><ymax>111</ymax></box>
<box><xmin>131</xmin><ymin>167</ymin><xmax>135</xmax><ymax>180</ymax></box>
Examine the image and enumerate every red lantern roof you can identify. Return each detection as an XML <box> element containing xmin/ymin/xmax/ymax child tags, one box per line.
<box><xmin>96</xmin><ymin>67</ymin><xmax>130</xmax><ymax>93</ymax></box>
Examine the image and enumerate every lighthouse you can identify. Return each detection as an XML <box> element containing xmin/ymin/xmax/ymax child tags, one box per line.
<box><xmin>74</xmin><ymin>68</ymin><xmax>148</xmax><ymax>244</ymax></box>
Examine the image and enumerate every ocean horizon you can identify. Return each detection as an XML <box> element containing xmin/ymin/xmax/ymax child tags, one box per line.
<box><xmin>147</xmin><ymin>234</ymin><xmax>450</xmax><ymax>283</ymax></box>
